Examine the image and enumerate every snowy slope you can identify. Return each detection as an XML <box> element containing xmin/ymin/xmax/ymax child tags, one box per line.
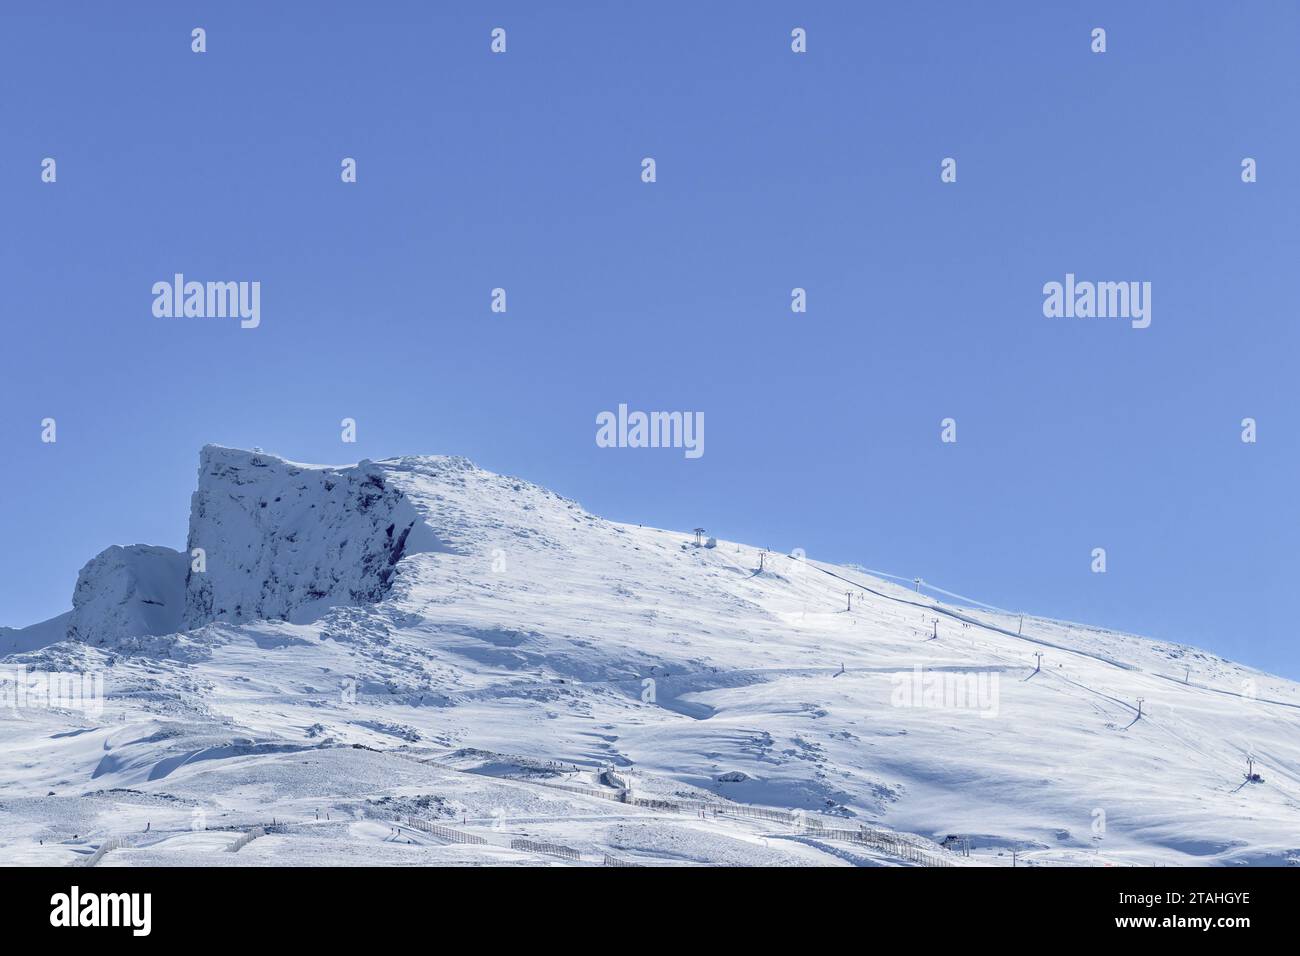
<box><xmin>0</xmin><ymin>612</ymin><xmax>73</xmax><ymax>656</ymax></box>
<box><xmin>2</xmin><ymin>446</ymin><xmax>1298</xmax><ymax>868</ymax></box>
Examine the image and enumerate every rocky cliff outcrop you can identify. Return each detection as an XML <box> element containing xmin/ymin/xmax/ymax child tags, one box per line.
<box><xmin>66</xmin><ymin>545</ymin><xmax>188</xmax><ymax>645</ymax></box>
<box><xmin>181</xmin><ymin>446</ymin><xmax>440</xmax><ymax>628</ymax></box>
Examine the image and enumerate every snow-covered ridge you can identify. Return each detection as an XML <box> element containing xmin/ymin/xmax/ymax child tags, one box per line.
<box><xmin>18</xmin><ymin>445</ymin><xmax>586</xmax><ymax>649</ymax></box>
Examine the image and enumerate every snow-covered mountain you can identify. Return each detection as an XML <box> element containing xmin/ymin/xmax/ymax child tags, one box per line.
<box><xmin>2</xmin><ymin>445</ymin><xmax>1298</xmax><ymax>867</ymax></box>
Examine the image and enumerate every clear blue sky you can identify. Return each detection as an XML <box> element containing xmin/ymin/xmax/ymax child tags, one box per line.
<box><xmin>2</xmin><ymin>2</ymin><xmax>1296</xmax><ymax>678</ymax></box>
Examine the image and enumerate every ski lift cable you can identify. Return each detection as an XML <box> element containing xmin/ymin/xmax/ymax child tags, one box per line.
<box><xmin>847</xmin><ymin>566</ymin><xmax>1013</xmax><ymax>614</ymax></box>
